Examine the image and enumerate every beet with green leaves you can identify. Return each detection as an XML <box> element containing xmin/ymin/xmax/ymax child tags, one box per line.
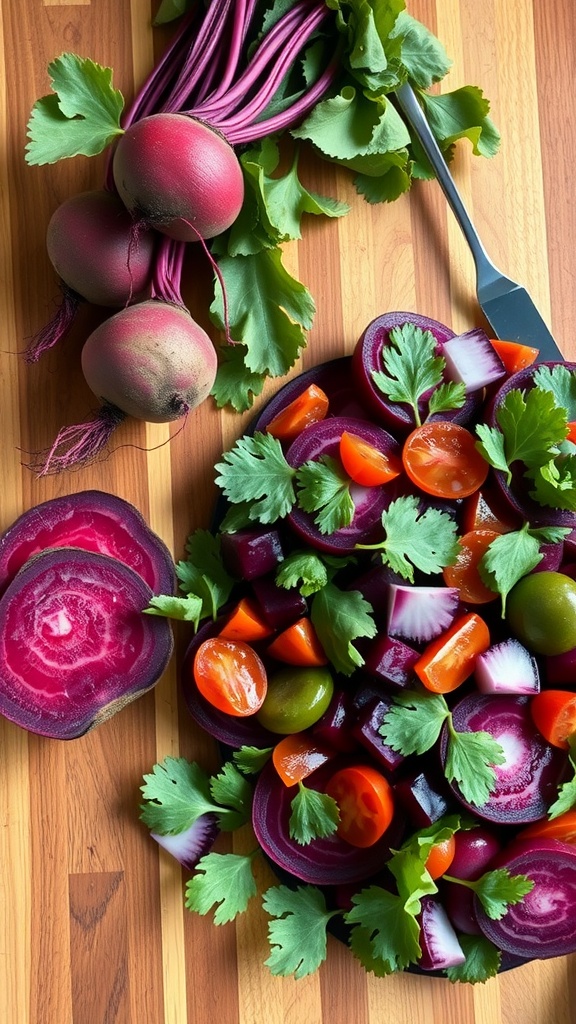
<box><xmin>0</xmin><ymin>546</ymin><xmax>173</xmax><ymax>739</ymax></box>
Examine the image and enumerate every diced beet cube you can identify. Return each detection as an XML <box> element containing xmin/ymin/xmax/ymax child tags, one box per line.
<box><xmin>250</xmin><ymin>574</ymin><xmax>307</xmax><ymax>630</ymax></box>
<box><xmin>220</xmin><ymin>527</ymin><xmax>284</xmax><ymax>580</ymax></box>
<box><xmin>363</xmin><ymin>634</ymin><xmax>419</xmax><ymax>690</ymax></box>
<box><xmin>311</xmin><ymin>688</ymin><xmax>359</xmax><ymax>752</ymax></box>
<box><xmin>347</xmin><ymin>564</ymin><xmax>405</xmax><ymax>624</ymax></box>
<box><xmin>546</xmin><ymin>646</ymin><xmax>576</xmax><ymax>686</ymax></box>
<box><xmin>351</xmin><ymin>694</ymin><xmax>406</xmax><ymax>773</ymax></box>
<box><xmin>393</xmin><ymin>766</ymin><xmax>454</xmax><ymax>828</ymax></box>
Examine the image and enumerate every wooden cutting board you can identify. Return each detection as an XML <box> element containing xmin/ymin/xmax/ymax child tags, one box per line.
<box><xmin>1</xmin><ymin>2</ymin><xmax>575</xmax><ymax>1022</ymax></box>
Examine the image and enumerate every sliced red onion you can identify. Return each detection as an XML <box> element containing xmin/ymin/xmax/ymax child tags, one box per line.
<box><xmin>417</xmin><ymin>896</ymin><xmax>466</xmax><ymax>970</ymax></box>
<box><xmin>441</xmin><ymin>328</ymin><xmax>506</xmax><ymax>392</ymax></box>
<box><xmin>474</xmin><ymin>639</ymin><xmax>540</xmax><ymax>695</ymax></box>
<box><xmin>441</xmin><ymin>694</ymin><xmax>568</xmax><ymax>824</ymax></box>
<box><xmin>386</xmin><ymin>584</ymin><xmax>460</xmax><ymax>643</ymax></box>
<box><xmin>252</xmin><ymin>758</ymin><xmax>403</xmax><ymax>886</ymax></box>
<box><xmin>151</xmin><ymin>813</ymin><xmax>219</xmax><ymax>871</ymax></box>
<box><xmin>474</xmin><ymin>838</ymin><xmax>576</xmax><ymax>960</ymax></box>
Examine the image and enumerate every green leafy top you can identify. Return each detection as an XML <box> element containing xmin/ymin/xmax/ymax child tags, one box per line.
<box><xmin>140</xmin><ymin>756</ymin><xmax>252</xmax><ymax>834</ymax></box>
<box><xmin>358</xmin><ymin>494</ymin><xmax>460</xmax><ymax>582</ymax></box>
<box><xmin>371</xmin><ymin>323</ymin><xmax>466</xmax><ymax>426</ymax></box>
<box><xmin>478</xmin><ymin>522</ymin><xmax>571</xmax><ymax>615</ymax></box>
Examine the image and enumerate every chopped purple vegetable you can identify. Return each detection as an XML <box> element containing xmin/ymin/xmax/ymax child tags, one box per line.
<box><xmin>441</xmin><ymin>328</ymin><xmax>506</xmax><ymax>392</ymax></box>
<box><xmin>417</xmin><ymin>896</ymin><xmax>466</xmax><ymax>970</ymax></box>
<box><xmin>151</xmin><ymin>813</ymin><xmax>219</xmax><ymax>871</ymax></box>
<box><xmin>474</xmin><ymin>638</ymin><xmax>540</xmax><ymax>695</ymax></box>
<box><xmin>386</xmin><ymin>583</ymin><xmax>460</xmax><ymax>644</ymax></box>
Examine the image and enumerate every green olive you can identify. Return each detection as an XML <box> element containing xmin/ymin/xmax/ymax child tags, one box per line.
<box><xmin>256</xmin><ymin>665</ymin><xmax>334</xmax><ymax>734</ymax></box>
<box><xmin>507</xmin><ymin>570</ymin><xmax>576</xmax><ymax>656</ymax></box>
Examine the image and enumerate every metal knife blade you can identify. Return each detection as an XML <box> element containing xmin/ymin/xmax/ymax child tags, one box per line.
<box><xmin>395</xmin><ymin>82</ymin><xmax>563</xmax><ymax>362</ymax></box>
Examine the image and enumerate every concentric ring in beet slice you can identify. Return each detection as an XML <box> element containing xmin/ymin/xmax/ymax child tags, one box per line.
<box><xmin>0</xmin><ymin>546</ymin><xmax>174</xmax><ymax>739</ymax></box>
<box><xmin>286</xmin><ymin>415</ymin><xmax>403</xmax><ymax>553</ymax></box>
<box><xmin>252</xmin><ymin>758</ymin><xmax>403</xmax><ymax>886</ymax></box>
<box><xmin>352</xmin><ymin>311</ymin><xmax>481</xmax><ymax>435</ymax></box>
<box><xmin>0</xmin><ymin>489</ymin><xmax>176</xmax><ymax>595</ymax></box>
<box><xmin>440</xmin><ymin>694</ymin><xmax>568</xmax><ymax>824</ymax></box>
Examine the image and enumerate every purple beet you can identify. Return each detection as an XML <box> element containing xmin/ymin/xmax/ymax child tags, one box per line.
<box><xmin>286</xmin><ymin>416</ymin><xmax>402</xmax><ymax>553</ymax></box>
<box><xmin>250</xmin><ymin>574</ymin><xmax>307</xmax><ymax>630</ymax></box>
<box><xmin>0</xmin><ymin>546</ymin><xmax>174</xmax><ymax>739</ymax></box>
<box><xmin>440</xmin><ymin>694</ymin><xmax>568</xmax><ymax>824</ymax></box>
<box><xmin>393</xmin><ymin>765</ymin><xmax>455</xmax><ymax>828</ymax></box>
<box><xmin>219</xmin><ymin>526</ymin><xmax>284</xmax><ymax>580</ymax></box>
<box><xmin>251</xmin><ymin>356</ymin><xmax>368</xmax><ymax>432</ymax></box>
<box><xmin>352</xmin><ymin>694</ymin><xmax>407</xmax><ymax>773</ymax></box>
<box><xmin>311</xmin><ymin>688</ymin><xmax>359</xmax><ymax>753</ymax></box>
<box><xmin>0</xmin><ymin>489</ymin><xmax>176</xmax><ymax>595</ymax></box>
<box><xmin>363</xmin><ymin>634</ymin><xmax>420</xmax><ymax>691</ymax></box>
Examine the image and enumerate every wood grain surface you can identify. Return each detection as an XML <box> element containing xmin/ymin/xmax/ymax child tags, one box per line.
<box><xmin>1</xmin><ymin>2</ymin><xmax>575</xmax><ymax>1022</ymax></box>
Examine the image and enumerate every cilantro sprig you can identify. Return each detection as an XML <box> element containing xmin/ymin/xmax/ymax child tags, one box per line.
<box><xmin>443</xmin><ymin>868</ymin><xmax>534</xmax><ymax>921</ymax></box>
<box><xmin>379</xmin><ymin>690</ymin><xmax>505</xmax><ymax>806</ymax></box>
<box><xmin>371</xmin><ymin>323</ymin><xmax>466</xmax><ymax>427</ymax></box>
<box><xmin>140</xmin><ymin>756</ymin><xmax>252</xmax><ymax>835</ymax></box>
<box><xmin>145</xmin><ymin>529</ymin><xmax>235</xmax><ymax>629</ymax></box>
<box><xmin>357</xmin><ymin>494</ymin><xmax>460</xmax><ymax>582</ymax></box>
<box><xmin>478</xmin><ymin>522</ymin><xmax>572</xmax><ymax>614</ymax></box>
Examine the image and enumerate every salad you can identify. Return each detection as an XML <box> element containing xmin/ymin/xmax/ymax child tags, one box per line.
<box><xmin>140</xmin><ymin>311</ymin><xmax>576</xmax><ymax>982</ymax></box>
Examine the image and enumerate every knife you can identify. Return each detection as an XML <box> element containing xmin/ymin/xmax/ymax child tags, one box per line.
<box><xmin>395</xmin><ymin>82</ymin><xmax>563</xmax><ymax>361</ymax></box>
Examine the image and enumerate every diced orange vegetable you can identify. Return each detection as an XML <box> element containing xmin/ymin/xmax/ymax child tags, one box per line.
<box><xmin>325</xmin><ymin>764</ymin><xmax>395</xmax><ymax>848</ymax></box>
<box><xmin>530</xmin><ymin>690</ymin><xmax>576</xmax><ymax>750</ymax></box>
<box><xmin>267</xmin><ymin>616</ymin><xmax>328</xmax><ymax>666</ymax></box>
<box><xmin>415</xmin><ymin>612</ymin><xmax>491</xmax><ymax>693</ymax></box>
<box><xmin>424</xmin><ymin>835</ymin><xmax>456</xmax><ymax>879</ymax></box>
<box><xmin>339</xmin><ymin>431</ymin><xmax>402</xmax><ymax>487</ymax></box>
<box><xmin>461</xmin><ymin>486</ymin><xmax>519</xmax><ymax>534</ymax></box>
<box><xmin>489</xmin><ymin>338</ymin><xmax>539</xmax><ymax>374</ymax></box>
<box><xmin>442</xmin><ymin>529</ymin><xmax>500</xmax><ymax>604</ymax></box>
<box><xmin>517</xmin><ymin>810</ymin><xmax>576</xmax><ymax>845</ymax></box>
<box><xmin>272</xmin><ymin>732</ymin><xmax>334</xmax><ymax>786</ymax></box>
<box><xmin>218</xmin><ymin>596</ymin><xmax>273</xmax><ymax>641</ymax></box>
<box><xmin>265</xmin><ymin>384</ymin><xmax>329</xmax><ymax>442</ymax></box>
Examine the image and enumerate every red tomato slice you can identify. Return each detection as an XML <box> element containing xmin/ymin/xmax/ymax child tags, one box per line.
<box><xmin>415</xmin><ymin>612</ymin><xmax>491</xmax><ymax>693</ymax></box>
<box><xmin>424</xmin><ymin>835</ymin><xmax>456</xmax><ymax>879</ymax></box>
<box><xmin>193</xmin><ymin>637</ymin><xmax>267</xmax><ymax>716</ymax></box>
<box><xmin>265</xmin><ymin>384</ymin><xmax>329</xmax><ymax>442</ymax></box>
<box><xmin>529</xmin><ymin>690</ymin><xmax>576</xmax><ymax>750</ymax></box>
<box><xmin>272</xmin><ymin>732</ymin><xmax>334</xmax><ymax>786</ymax></box>
<box><xmin>489</xmin><ymin>338</ymin><xmax>539</xmax><ymax>374</ymax></box>
<box><xmin>517</xmin><ymin>809</ymin><xmax>576</xmax><ymax>845</ymax></box>
<box><xmin>218</xmin><ymin>596</ymin><xmax>274</xmax><ymax>641</ymax></box>
<box><xmin>402</xmin><ymin>422</ymin><xmax>489</xmax><ymax>499</ymax></box>
<box><xmin>442</xmin><ymin>529</ymin><xmax>500</xmax><ymax>604</ymax></box>
<box><xmin>266</xmin><ymin>616</ymin><xmax>328</xmax><ymax>666</ymax></box>
<box><xmin>324</xmin><ymin>764</ymin><xmax>395</xmax><ymax>848</ymax></box>
<box><xmin>339</xmin><ymin>430</ymin><xmax>402</xmax><ymax>487</ymax></box>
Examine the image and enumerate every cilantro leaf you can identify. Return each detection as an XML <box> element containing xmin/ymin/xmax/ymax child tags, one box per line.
<box><xmin>232</xmin><ymin>746</ymin><xmax>273</xmax><ymax>775</ymax></box>
<box><xmin>145</xmin><ymin>593</ymin><xmax>203</xmax><ymax>626</ymax></box>
<box><xmin>379</xmin><ymin>689</ymin><xmax>450</xmax><ymax>756</ymax></box>
<box><xmin>263</xmin><ymin>885</ymin><xmax>338</xmax><ymax>978</ymax></box>
<box><xmin>310</xmin><ymin>582</ymin><xmax>377</xmax><ymax>675</ymax></box>
<box><xmin>26</xmin><ymin>53</ymin><xmax>124</xmax><ymax>165</ymax></box>
<box><xmin>445</xmin><ymin>868</ymin><xmax>534</xmax><ymax>920</ymax></box>
<box><xmin>210</xmin><ymin>248</ymin><xmax>314</xmax><ymax>380</ymax></box>
<box><xmin>140</xmin><ymin>757</ymin><xmax>251</xmax><ymax>835</ymax></box>
<box><xmin>532</xmin><ymin>364</ymin><xmax>576</xmax><ymax>420</ymax></box>
<box><xmin>275</xmin><ymin>550</ymin><xmax>329</xmax><ymax>596</ymax></box>
<box><xmin>446</xmin><ymin>934</ymin><xmax>501</xmax><ymax>984</ymax></box>
<box><xmin>289</xmin><ymin>783</ymin><xmax>339</xmax><ymax>845</ymax></box>
<box><xmin>214</xmin><ymin>432</ymin><xmax>296</xmax><ymax>523</ymax></box>
<box><xmin>528</xmin><ymin>456</ymin><xmax>576</xmax><ymax>511</ymax></box>
<box><xmin>427</xmin><ymin>379</ymin><xmax>466</xmax><ymax>417</ymax></box>
<box><xmin>360</xmin><ymin>495</ymin><xmax>459</xmax><ymax>582</ymax></box>
<box><xmin>548</xmin><ymin>739</ymin><xmax>576</xmax><ymax>819</ymax></box>
<box><xmin>211</xmin><ymin>343</ymin><xmax>266</xmax><ymax>413</ymax></box>
<box><xmin>477</xmin><ymin>526</ymin><xmax>542</xmax><ymax>615</ymax></box>
<box><xmin>345</xmin><ymin>886</ymin><xmax>421</xmax><ymax>973</ymax></box>
<box><xmin>296</xmin><ymin>455</ymin><xmax>355</xmax><ymax>534</ymax></box>
<box><xmin>371</xmin><ymin>323</ymin><xmax>446</xmax><ymax>427</ymax></box>
<box><xmin>175</xmin><ymin>529</ymin><xmax>235</xmax><ymax>622</ymax></box>
<box><xmin>185</xmin><ymin>851</ymin><xmax>258</xmax><ymax>924</ymax></box>
<box><xmin>444</xmin><ymin>723</ymin><xmax>506</xmax><ymax>807</ymax></box>
<box><xmin>476</xmin><ymin>387</ymin><xmax>568</xmax><ymax>483</ymax></box>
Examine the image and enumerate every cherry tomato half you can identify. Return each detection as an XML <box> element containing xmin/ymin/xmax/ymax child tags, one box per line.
<box><xmin>415</xmin><ymin>612</ymin><xmax>491</xmax><ymax>693</ymax></box>
<box><xmin>193</xmin><ymin>637</ymin><xmax>267</xmax><ymax>717</ymax></box>
<box><xmin>272</xmin><ymin>732</ymin><xmax>334</xmax><ymax>786</ymax></box>
<box><xmin>442</xmin><ymin>529</ymin><xmax>500</xmax><ymax>604</ymax></box>
<box><xmin>265</xmin><ymin>384</ymin><xmax>329</xmax><ymax>442</ymax></box>
<box><xmin>339</xmin><ymin>431</ymin><xmax>402</xmax><ymax>487</ymax></box>
<box><xmin>424</xmin><ymin>835</ymin><xmax>457</xmax><ymax>880</ymax></box>
<box><xmin>402</xmin><ymin>421</ymin><xmax>489</xmax><ymax>499</ymax></box>
<box><xmin>325</xmin><ymin>764</ymin><xmax>395</xmax><ymax>848</ymax></box>
<box><xmin>517</xmin><ymin>809</ymin><xmax>576</xmax><ymax>845</ymax></box>
<box><xmin>529</xmin><ymin>690</ymin><xmax>576</xmax><ymax>750</ymax></box>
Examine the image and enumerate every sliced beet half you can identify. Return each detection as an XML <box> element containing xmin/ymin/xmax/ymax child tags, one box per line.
<box><xmin>252</xmin><ymin>757</ymin><xmax>404</xmax><ymax>886</ymax></box>
<box><xmin>474</xmin><ymin>837</ymin><xmax>576</xmax><ymax>960</ymax></box>
<box><xmin>0</xmin><ymin>490</ymin><xmax>176</xmax><ymax>595</ymax></box>
<box><xmin>251</xmin><ymin>356</ymin><xmax>367</xmax><ymax>433</ymax></box>
<box><xmin>351</xmin><ymin>311</ymin><xmax>481</xmax><ymax>435</ymax></box>
<box><xmin>0</xmin><ymin>546</ymin><xmax>174</xmax><ymax>739</ymax></box>
<box><xmin>285</xmin><ymin>416</ymin><xmax>402</xmax><ymax>553</ymax></box>
<box><xmin>486</xmin><ymin>361</ymin><xmax>576</xmax><ymax>529</ymax></box>
<box><xmin>181</xmin><ymin>621</ymin><xmax>278</xmax><ymax>748</ymax></box>
<box><xmin>440</xmin><ymin>694</ymin><xmax>568</xmax><ymax>824</ymax></box>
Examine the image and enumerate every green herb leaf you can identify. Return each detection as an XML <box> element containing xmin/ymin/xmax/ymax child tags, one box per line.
<box><xmin>209</xmin><ymin>762</ymin><xmax>253</xmax><ymax>830</ymax></box>
<box><xmin>472</xmin><ymin>868</ymin><xmax>534</xmax><ymax>920</ymax></box>
<box><xmin>532</xmin><ymin>364</ymin><xmax>576</xmax><ymax>420</ymax></box>
<box><xmin>345</xmin><ymin>886</ymin><xmax>422</xmax><ymax>974</ymax></box>
<box><xmin>548</xmin><ymin>740</ymin><xmax>576</xmax><ymax>819</ymax></box>
<box><xmin>444</xmin><ymin>724</ymin><xmax>506</xmax><ymax>807</ymax></box>
<box><xmin>185</xmin><ymin>851</ymin><xmax>258</xmax><ymax>924</ymax></box>
<box><xmin>275</xmin><ymin>550</ymin><xmax>329</xmax><ymax>596</ymax></box>
<box><xmin>211</xmin><ymin>343</ymin><xmax>267</xmax><ymax>413</ymax></box>
<box><xmin>26</xmin><ymin>53</ymin><xmax>124</xmax><ymax>165</ymax></box>
<box><xmin>371</xmin><ymin>323</ymin><xmax>446</xmax><ymax>427</ymax></box>
<box><xmin>232</xmin><ymin>746</ymin><xmax>273</xmax><ymax>775</ymax></box>
<box><xmin>360</xmin><ymin>495</ymin><xmax>459</xmax><ymax>582</ymax></box>
<box><xmin>176</xmin><ymin>529</ymin><xmax>235</xmax><ymax>622</ymax></box>
<box><xmin>527</xmin><ymin>456</ymin><xmax>576</xmax><ymax>511</ymax></box>
<box><xmin>296</xmin><ymin>455</ymin><xmax>355</xmax><ymax>534</ymax></box>
<box><xmin>379</xmin><ymin>690</ymin><xmax>450</xmax><ymax>755</ymax></box>
<box><xmin>427</xmin><ymin>379</ymin><xmax>467</xmax><ymax>417</ymax></box>
<box><xmin>310</xmin><ymin>582</ymin><xmax>377</xmax><ymax>675</ymax></box>
<box><xmin>446</xmin><ymin>934</ymin><xmax>501</xmax><ymax>984</ymax></box>
<box><xmin>263</xmin><ymin>884</ymin><xmax>338</xmax><ymax>978</ymax></box>
<box><xmin>140</xmin><ymin>757</ymin><xmax>251</xmax><ymax>835</ymax></box>
<box><xmin>289</xmin><ymin>783</ymin><xmax>340</xmax><ymax>845</ymax></box>
<box><xmin>214</xmin><ymin>432</ymin><xmax>296</xmax><ymax>523</ymax></box>
<box><xmin>145</xmin><ymin>593</ymin><xmax>203</xmax><ymax>625</ymax></box>
<box><xmin>477</xmin><ymin>525</ymin><xmax>543</xmax><ymax>615</ymax></box>
<box><xmin>476</xmin><ymin>387</ymin><xmax>568</xmax><ymax>483</ymax></box>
